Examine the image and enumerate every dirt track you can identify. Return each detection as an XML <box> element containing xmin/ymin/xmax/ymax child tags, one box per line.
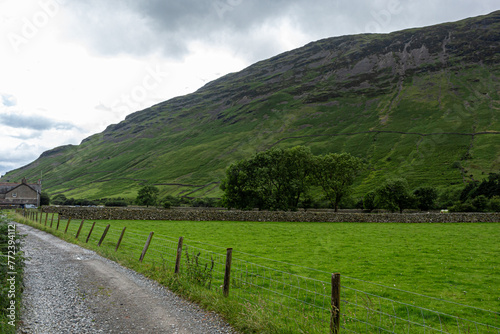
<box><xmin>16</xmin><ymin>223</ymin><xmax>237</xmax><ymax>334</ymax></box>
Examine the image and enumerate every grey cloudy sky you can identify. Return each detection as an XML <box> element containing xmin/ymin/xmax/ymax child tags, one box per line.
<box><xmin>0</xmin><ymin>0</ymin><xmax>499</xmax><ymax>177</ymax></box>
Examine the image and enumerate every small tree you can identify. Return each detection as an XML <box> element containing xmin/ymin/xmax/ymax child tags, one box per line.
<box><xmin>312</xmin><ymin>153</ymin><xmax>363</xmax><ymax>212</ymax></box>
<box><xmin>40</xmin><ymin>192</ymin><xmax>51</xmax><ymax>206</ymax></box>
<box><xmin>136</xmin><ymin>185</ymin><xmax>160</xmax><ymax>207</ymax></box>
<box><xmin>471</xmin><ymin>195</ymin><xmax>488</xmax><ymax>212</ymax></box>
<box><xmin>375</xmin><ymin>178</ymin><xmax>415</xmax><ymax>213</ymax></box>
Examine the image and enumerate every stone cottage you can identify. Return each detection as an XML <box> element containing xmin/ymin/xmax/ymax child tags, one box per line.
<box><xmin>0</xmin><ymin>178</ymin><xmax>41</xmax><ymax>208</ymax></box>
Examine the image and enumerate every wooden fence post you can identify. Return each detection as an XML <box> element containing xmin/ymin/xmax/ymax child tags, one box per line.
<box><xmin>98</xmin><ymin>224</ymin><xmax>110</xmax><ymax>247</ymax></box>
<box><xmin>86</xmin><ymin>222</ymin><xmax>96</xmax><ymax>243</ymax></box>
<box><xmin>50</xmin><ymin>213</ymin><xmax>55</xmax><ymax>228</ymax></box>
<box><xmin>75</xmin><ymin>220</ymin><xmax>85</xmax><ymax>239</ymax></box>
<box><xmin>35</xmin><ymin>212</ymin><xmax>38</xmax><ymax>222</ymax></box>
<box><xmin>223</xmin><ymin>248</ymin><xmax>233</xmax><ymax>297</ymax></box>
<box><xmin>139</xmin><ymin>232</ymin><xmax>154</xmax><ymax>263</ymax></box>
<box><xmin>330</xmin><ymin>273</ymin><xmax>341</xmax><ymax>334</ymax></box>
<box><xmin>64</xmin><ymin>217</ymin><xmax>72</xmax><ymax>234</ymax></box>
<box><xmin>45</xmin><ymin>212</ymin><xmax>49</xmax><ymax>226</ymax></box>
<box><xmin>115</xmin><ymin>227</ymin><xmax>127</xmax><ymax>252</ymax></box>
<box><xmin>56</xmin><ymin>215</ymin><xmax>61</xmax><ymax>230</ymax></box>
<box><xmin>174</xmin><ymin>237</ymin><xmax>184</xmax><ymax>273</ymax></box>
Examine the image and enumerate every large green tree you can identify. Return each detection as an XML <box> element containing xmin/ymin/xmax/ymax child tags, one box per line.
<box><xmin>220</xmin><ymin>158</ymin><xmax>262</xmax><ymax>210</ymax></box>
<box><xmin>136</xmin><ymin>185</ymin><xmax>160</xmax><ymax>207</ymax></box>
<box><xmin>221</xmin><ymin>146</ymin><xmax>314</xmax><ymax>211</ymax></box>
<box><xmin>312</xmin><ymin>153</ymin><xmax>364</xmax><ymax>212</ymax></box>
<box><xmin>413</xmin><ymin>186</ymin><xmax>438</xmax><ymax>211</ymax></box>
<box><xmin>375</xmin><ymin>178</ymin><xmax>415</xmax><ymax>213</ymax></box>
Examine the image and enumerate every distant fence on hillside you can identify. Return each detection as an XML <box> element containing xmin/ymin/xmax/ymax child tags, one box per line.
<box><xmin>42</xmin><ymin>206</ymin><xmax>500</xmax><ymax>223</ymax></box>
<box><xmin>19</xmin><ymin>209</ymin><xmax>500</xmax><ymax>333</ymax></box>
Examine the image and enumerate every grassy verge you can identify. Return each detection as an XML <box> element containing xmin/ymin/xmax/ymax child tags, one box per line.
<box><xmin>0</xmin><ymin>213</ymin><xmax>25</xmax><ymax>333</ymax></box>
<box><xmin>10</xmin><ymin>211</ymin><xmax>500</xmax><ymax>333</ymax></box>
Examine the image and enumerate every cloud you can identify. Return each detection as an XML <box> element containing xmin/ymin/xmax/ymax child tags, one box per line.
<box><xmin>1</xmin><ymin>93</ymin><xmax>17</xmax><ymax>107</ymax></box>
<box><xmin>0</xmin><ymin>112</ymin><xmax>77</xmax><ymax>131</ymax></box>
<box><xmin>95</xmin><ymin>102</ymin><xmax>113</xmax><ymax>112</ymax></box>
<box><xmin>60</xmin><ymin>0</ymin><xmax>500</xmax><ymax>63</ymax></box>
<box><xmin>61</xmin><ymin>0</ymin><xmax>353</xmax><ymax>61</ymax></box>
<box><xmin>0</xmin><ymin>142</ymin><xmax>40</xmax><ymax>177</ymax></box>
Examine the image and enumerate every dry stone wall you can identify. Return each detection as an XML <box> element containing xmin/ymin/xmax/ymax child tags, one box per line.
<box><xmin>42</xmin><ymin>207</ymin><xmax>500</xmax><ymax>223</ymax></box>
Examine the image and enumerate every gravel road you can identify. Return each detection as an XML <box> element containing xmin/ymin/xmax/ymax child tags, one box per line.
<box><xmin>16</xmin><ymin>223</ymin><xmax>238</xmax><ymax>334</ymax></box>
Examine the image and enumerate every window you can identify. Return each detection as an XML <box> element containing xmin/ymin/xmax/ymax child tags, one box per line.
<box><xmin>12</xmin><ymin>193</ymin><xmax>17</xmax><ymax>198</ymax></box>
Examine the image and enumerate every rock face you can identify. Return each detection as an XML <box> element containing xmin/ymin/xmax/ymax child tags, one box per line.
<box><xmin>43</xmin><ymin>207</ymin><xmax>500</xmax><ymax>223</ymax></box>
<box><xmin>3</xmin><ymin>11</ymin><xmax>500</xmax><ymax>199</ymax></box>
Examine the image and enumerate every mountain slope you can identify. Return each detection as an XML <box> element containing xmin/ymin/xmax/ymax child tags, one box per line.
<box><xmin>3</xmin><ymin>11</ymin><xmax>500</xmax><ymax>200</ymax></box>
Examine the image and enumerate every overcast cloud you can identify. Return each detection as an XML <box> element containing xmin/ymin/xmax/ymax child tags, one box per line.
<box><xmin>0</xmin><ymin>0</ymin><xmax>499</xmax><ymax>177</ymax></box>
<box><xmin>0</xmin><ymin>112</ymin><xmax>76</xmax><ymax>131</ymax></box>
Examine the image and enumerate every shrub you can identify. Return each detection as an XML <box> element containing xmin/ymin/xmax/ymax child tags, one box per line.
<box><xmin>52</xmin><ymin>194</ymin><xmax>67</xmax><ymax>205</ymax></box>
<box><xmin>105</xmin><ymin>200</ymin><xmax>128</xmax><ymax>207</ymax></box>
<box><xmin>40</xmin><ymin>192</ymin><xmax>51</xmax><ymax>206</ymax></box>
<box><xmin>489</xmin><ymin>196</ymin><xmax>500</xmax><ymax>212</ymax></box>
<box><xmin>449</xmin><ymin>201</ymin><xmax>476</xmax><ymax>212</ymax></box>
<box><xmin>162</xmin><ymin>195</ymin><xmax>182</xmax><ymax>207</ymax></box>
<box><xmin>185</xmin><ymin>248</ymin><xmax>214</xmax><ymax>289</ymax></box>
<box><xmin>471</xmin><ymin>195</ymin><xmax>489</xmax><ymax>212</ymax></box>
<box><xmin>191</xmin><ymin>198</ymin><xmax>219</xmax><ymax>208</ymax></box>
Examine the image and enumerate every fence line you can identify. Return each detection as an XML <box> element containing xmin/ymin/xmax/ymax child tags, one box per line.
<box><xmin>17</xmin><ymin>209</ymin><xmax>500</xmax><ymax>334</ymax></box>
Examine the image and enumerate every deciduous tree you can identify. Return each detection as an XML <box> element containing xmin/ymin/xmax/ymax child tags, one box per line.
<box><xmin>413</xmin><ymin>186</ymin><xmax>438</xmax><ymax>211</ymax></box>
<box><xmin>136</xmin><ymin>185</ymin><xmax>160</xmax><ymax>207</ymax></box>
<box><xmin>312</xmin><ymin>153</ymin><xmax>364</xmax><ymax>212</ymax></box>
<box><xmin>375</xmin><ymin>178</ymin><xmax>415</xmax><ymax>213</ymax></box>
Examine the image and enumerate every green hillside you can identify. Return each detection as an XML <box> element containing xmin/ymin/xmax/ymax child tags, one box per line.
<box><xmin>3</xmin><ymin>11</ymin><xmax>500</xmax><ymax>201</ymax></box>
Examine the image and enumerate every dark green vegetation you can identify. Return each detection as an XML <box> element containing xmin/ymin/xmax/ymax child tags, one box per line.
<box><xmin>135</xmin><ymin>185</ymin><xmax>160</xmax><ymax>207</ymax></box>
<box><xmin>2</xmin><ymin>11</ymin><xmax>500</xmax><ymax>201</ymax></box>
<box><xmin>221</xmin><ymin>147</ymin><xmax>363</xmax><ymax>211</ymax></box>
<box><xmin>13</xmin><ymin>212</ymin><xmax>500</xmax><ymax>333</ymax></box>
<box><xmin>0</xmin><ymin>215</ymin><xmax>24</xmax><ymax>333</ymax></box>
<box><xmin>450</xmin><ymin>172</ymin><xmax>500</xmax><ymax>211</ymax></box>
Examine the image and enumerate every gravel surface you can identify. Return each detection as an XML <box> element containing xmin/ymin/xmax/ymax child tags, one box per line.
<box><xmin>16</xmin><ymin>223</ymin><xmax>238</xmax><ymax>334</ymax></box>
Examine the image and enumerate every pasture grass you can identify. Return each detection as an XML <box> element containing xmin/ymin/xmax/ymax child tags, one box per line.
<box><xmin>12</xmin><ymin>211</ymin><xmax>500</xmax><ymax>333</ymax></box>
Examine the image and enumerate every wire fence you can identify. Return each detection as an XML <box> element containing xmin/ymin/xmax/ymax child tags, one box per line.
<box><xmin>19</xmin><ymin>210</ymin><xmax>500</xmax><ymax>334</ymax></box>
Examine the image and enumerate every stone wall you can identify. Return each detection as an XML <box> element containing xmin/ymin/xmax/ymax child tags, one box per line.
<box><xmin>42</xmin><ymin>207</ymin><xmax>500</xmax><ymax>223</ymax></box>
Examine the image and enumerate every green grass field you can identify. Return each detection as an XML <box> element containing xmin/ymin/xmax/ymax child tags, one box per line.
<box><xmin>16</xmin><ymin>212</ymin><xmax>500</xmax><ymax>333</ymax></box>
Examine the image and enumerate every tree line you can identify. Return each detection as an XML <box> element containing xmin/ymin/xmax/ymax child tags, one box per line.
<box><xmin>220</xmin><ymin>146</ymin><xmax>500</xmax><ymax>213</ymax></box>
<box><xmin>220</xmin><ymin>146</ymin><xmax>363</xmax><ymax>211</ymax></box>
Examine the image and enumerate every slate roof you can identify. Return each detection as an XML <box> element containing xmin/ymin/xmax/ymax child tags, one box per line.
<box><xmin>0</xmin><ymin>182</ymin><xmax>42</xmax><ymax>194</ymax></box>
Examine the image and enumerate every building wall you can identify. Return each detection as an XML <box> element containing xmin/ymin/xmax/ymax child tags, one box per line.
<box><xmin>6</xmin><ymin>184</ymin><xmax>37</xmax><ymax>199</ymax></box>
<box><xmin>1</xmin><ymin>184</ymin><xmax>39</xmax><ymax>206</ymax></box>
